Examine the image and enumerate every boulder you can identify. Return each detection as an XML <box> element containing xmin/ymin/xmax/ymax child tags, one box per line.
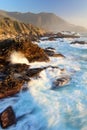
<box><xmin>52</xmin><ymin>76</ymin><xmax>70</xmax><ymax>89</ymax></box>
<box><xmin>0</xmin><ymin>73</ymin><xmax>24</xmax><ymax>99</ymax></box>
<box><xmin>0</xmin><ymin>106</ymin><xmax>16</xmax><ymax>128</ymax></box>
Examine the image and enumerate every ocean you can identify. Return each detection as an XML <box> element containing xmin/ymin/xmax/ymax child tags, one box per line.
<box><xmin>0</xmin><ymin>35</ymin><xmax>87</xmax><ymax>130</ymax></box>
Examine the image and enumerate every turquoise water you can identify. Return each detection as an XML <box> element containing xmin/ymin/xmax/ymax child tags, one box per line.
<box><xmin>0</xmin><ymin>37</ymin><xmax>87</xmax><ymax>130</ymax></box>
<box><xmin>37</xmin><ymin>38</ymin><xmax>87</xmax><ymax>130</ymax></box>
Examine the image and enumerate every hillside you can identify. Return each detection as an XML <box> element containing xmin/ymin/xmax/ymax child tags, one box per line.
<box><xmin>0</xmin><ymin>10</ymin><xmax>87</xmax><ymax>32</ymax></box>
<box><xmin>0</xmin><ymin>16</ymin><xmax>45</xmax><ymax>40</ymax></box>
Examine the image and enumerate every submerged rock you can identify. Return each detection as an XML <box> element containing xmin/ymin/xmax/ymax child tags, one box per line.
<box><xmin>0</xmin><ymin>106</ymin><xmax>16</xmax><ymax>128</ymax></box>
<box><xmin>52</xmin><ymin>76</ymin><xmax>70</xmax><ymax>89</ymax></box>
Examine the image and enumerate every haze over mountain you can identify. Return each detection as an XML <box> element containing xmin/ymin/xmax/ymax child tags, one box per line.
<box><xmin>0</xmin><ymin>10</ymin><xmax>87</xmax><ymax>33</ymax></box>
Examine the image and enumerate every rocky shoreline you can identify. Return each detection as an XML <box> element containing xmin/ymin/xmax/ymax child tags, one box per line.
<box><xmin>0</xmin><ymin>31</ymin><xmax>82</xmax><ymax>128</ymax></box>
<box><xmin>0</xmin><ymin>29</ymin><xmax>81</xmax><ymax>99</ymax></box>
<box><xmin>0</xmin><ymin>38</ymin><xmax>67</xmax><ymax>99</ymax></box>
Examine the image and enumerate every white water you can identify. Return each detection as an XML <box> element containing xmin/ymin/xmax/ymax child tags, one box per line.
<box><xmin>0</xmin><ymin>37</ymin><xmax>87</xmax><ymax>130</ymax></box>
<box><xmin>10</xmin><ymin>51</ymin><xmax>29</xmax><ymax>65</ymax></box>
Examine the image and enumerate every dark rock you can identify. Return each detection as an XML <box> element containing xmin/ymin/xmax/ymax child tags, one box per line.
<box><xmin>0</xmin><ymin>64</ymin><xmax>48</xmax><ymax>98</ymax></box>
<box><xmin>45</xmin><ymin>47</ymin><xmax>55</xmax><ymax>50</ymax></box>
<box><xmin>52</xmin><ymin>53</ymin><xmax>65</xmax><ymax>58</ymax></box>
<box><xmin>42</xmin><ymin>32</ymin><xmax>80</xmax><ymax>40</ymax></box>
<box><xmin>0</xmin><ymin>74</ymin><xmax>24</xmax><ymax>99</ymax></box>
<box><xmin>0</xmin><ymin>58</ymin><xmax>10</xmax><ymax>66</ymax></box>
<box><xmin>56</xmin><ymin>32</ymin><xmax>63</xmax><ymax>38</ymax></box>
<box><xmin>0</xmin><ymin>106</ymin><xmax>16</xmax><ymax>128</ymax></box>
<box><xmin>0</xmin><ymin>39</ymin><xmax>49</xmax><ymax>62</ymax></box>
<box><xmin>44</xmin><ymin>48</ymin><xmax>65</xmax><ymax>58</ymax></box>
<box><xmin>71</xmin><ymin>41</ymin><xmax>87</xmax><ymax>44</ymax></box>
<box><xmin>26</xmin><ymin>67</ymin><xmax>46</xmax><ymax>77</ymax></box>
<box><xmin>44</xmin><ymin>49</ymin><xmax>55</xmax><ymax>56</ymax></box>
<box><xmin>7</xmin><ymin>63</ymin><xmax>29</xmax><ymax>74</ymax></box>
<box><xmin>48</xmin><ymin>37</ymin><xmax>56</xmax><ymax>41</ymax></box>
<box><xmin>52</xmin><ymin>76</ymin><xmax>70</xmax><ymax>89</ymax></box>
<box><xmin>0</xmin><ymin>63</ymin><xmax>31</xmax><ymax>98</ymax></box>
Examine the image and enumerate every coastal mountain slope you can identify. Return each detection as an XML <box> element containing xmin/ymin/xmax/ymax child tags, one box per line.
<box><xmin>0</xmin><ymin>10</ymin><xmax>87</xmax><ymax>32</ymax></box>
<box><xmin>0</xmin><ymin>16</ymin><xmax>45</xmax><ymax>40</ymax></box>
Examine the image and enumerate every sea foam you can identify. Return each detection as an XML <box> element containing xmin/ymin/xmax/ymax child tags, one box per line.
<box><xmin>10</xmin><ymin>51</ymin><xmax>29</xmax><ymax>65</ymax></box>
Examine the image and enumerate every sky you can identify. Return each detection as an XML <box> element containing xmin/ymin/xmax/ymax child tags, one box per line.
<box><xmin>0</xmin><ymin>0</ymin><xmax>87</xmax><ymax>28</ymax></box>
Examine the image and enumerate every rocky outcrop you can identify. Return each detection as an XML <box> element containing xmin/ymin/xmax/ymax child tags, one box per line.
<box><xmin>41</xmin><ymin>32</ymin><xmax>80</xmax><ymax>41</ymax></box>
<box><xmin>44</xmin><ymin>48</ymin><xmax>65</xmax><ymax>58</ymax></box>
<box><xmin>0</xmin><ymin>73</ymin><xmax>25</xmax><ymax>99</ymax></box>
<box><xmin>52</xmin><ymin>76</ymin><xmax>70</xmax><ymax>89</ymax></box>
<box><xmin>0</xmin><ymin>17</ymin><xmax>46</xmax><ymax>41</ymax></box>
<box><xmin>0</xmin><ymin>61</ymin><xmax>46</xmax><ymax>98</ymax></box>
<box><xmin>56</xmin><ymin>32</ymin><xmax>80</xmax><ymax>38</ymax></box>
<box><xmin>71</xmin><ymin>41</ymin><xmax>87</xmax><ymax>44</ymax></box>
<box><xmin>0</xmin><ymin>39</ymin><xmax>49</xmax><ymax>62</ymax></box>
<box><xmin>0</xmin><ymin>39</ymin><xmax>50</xmax><ymax>98</ymax></box>
<box><xmin>0</xmin><ymin>106</ymin><xmax>16</xmax><ymax>128</ymax></box>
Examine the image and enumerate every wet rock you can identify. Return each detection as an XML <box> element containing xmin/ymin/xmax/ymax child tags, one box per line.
<box><xmin>7</xmin><ymin>63</ymin><xmax>29</xmax><ymax>74</ymax></box>
<box><xmin>0</xmin><ymin>58</ymin><xmax>10</xmax><ymax>66</ymax></box>
<box><xmin>0</xmin><ymin>63</ymin><xmax>48</xmax><ymax>98</ymax></box>
<box><xmin>52</xmin><ymin>53</ymin><xmax>65</xmax><ymax>58</ymax></box>
<box><xmin>0</xmin><ymin>106</ymin><xmax>16</xmax><ymax>128</ymax></box>
<box><xmin>52</xmin><ymin>76</ymin><xmax>70</xmax><ymax>89</ymax></box>
<box><xmin>0</xmin><ymin>38</ymin><xmax>49</xmax><ymax>98</ymax></box>
<box><xmin>26</xmin><ymin>67</ymin><xmax>46</xmax><ymax>77</ymax></box>
<box><xmin>44</xmin><ymin>48</ymin><xmax>65</xmax><ymax>58</ymax></box>
<box><xmin>44</xmin><ymin>49</ymin><xmax>55</xmax><ymax>56</ymax></box>
<box><xmin>71</xmin><ymin>41</ymin><xmax>87</xmax><ymax>44</ymax></box>
<box><xmin>45</xmin><ymin>47</ymin><xmax>55</xmax><ymax>51</ymax></box>
<box><xmin>0</xmin><ymin>62</ymin><xmax>31</xmax><ymax>98</ymax></box>
<box><xmin>0</xmin><ymin>39</ymin><xmax>49</xmax><ymax>62</ymax></box>
<box><xmin>0</xmin><ymin>74</ymin><xmax>24</xmax><ymax>99</ymax></box>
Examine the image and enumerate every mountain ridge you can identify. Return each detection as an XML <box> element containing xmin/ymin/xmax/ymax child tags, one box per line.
<box><xmin>0</xmin><ymin>10</ymin><xmax>87</xmax><ymax>32</ymax></box>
